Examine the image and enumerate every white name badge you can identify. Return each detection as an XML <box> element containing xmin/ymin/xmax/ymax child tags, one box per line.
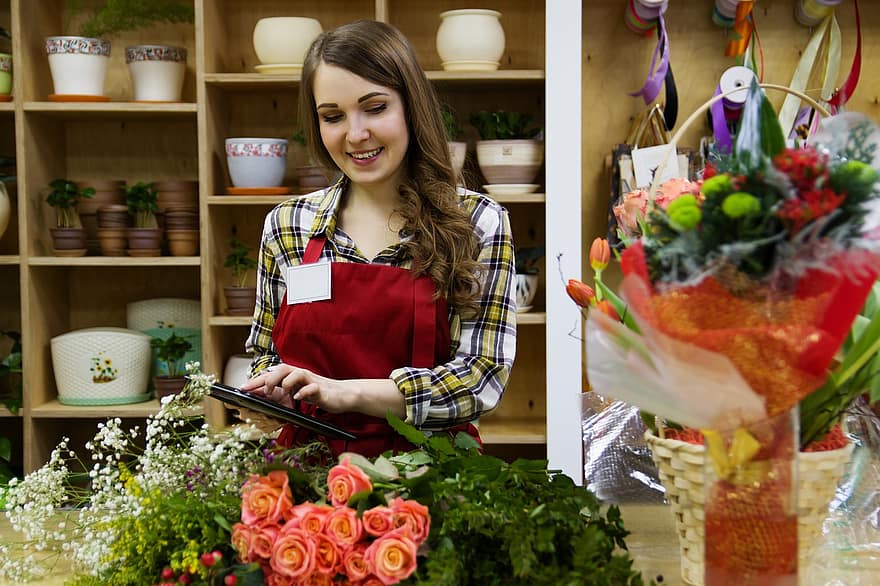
<box><xmin>286</xmin><ymin>262</ymin><xmax>332</xmax><ymax>305</ymax></box>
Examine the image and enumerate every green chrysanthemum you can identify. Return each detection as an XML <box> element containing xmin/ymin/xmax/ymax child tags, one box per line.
<box><xmin>721</xmin><ymin>192</ymin><xmax>761</xmax><ymax>219</ymax></box>
<box><xmin>700</xmin><ymin>174</ymin><xmax>734</xmax><ymax>198</ymax></box>
<box><xmin>667</xmin><ymin>194</ymin><xmax>702</xmax><ymax>231</ymax></box>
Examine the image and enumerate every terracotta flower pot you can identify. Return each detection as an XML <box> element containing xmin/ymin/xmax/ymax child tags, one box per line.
<box><xmin>295</xmin><ymin>166</ymin><xmax>330</xmax><ymax>191</ymax></box>
<box><xmin>166</xmin><ymin>229</ymin><xmax>199</xmax><ymax>256</ymax></box>
<box><xmin>97</xmin><ymin>204</ymin><xmax>131</xmax><ymax>229</ymax></box>
<box><xmin>76</xmin><ymin>179</ymin><xmax>125</xmax><ymax>253</ymax></box>
<box><xmin>127</xmin><ymin>227</ymin><xmax>162</xmax><ymax>256</ymax></box>
<box><xmin>224</xmin><ymin>286</ymin><xmax>257</xmax><ymax>316</ymax></box>
<box><xmin>154</xmin><ymin>180</ymin><xmax>198</xmax><ymax>212</ymax></box>
<box><xmin>50</xmin><ymin>226</ymin><xmax>87</xmax><ymax>256</ymax></box>
<box><xmin>153</xmin><ymin>375</ymin><xmax>187</xmax><ymax>399</ymax></box>
<box><xmin>97</xmin><ymin>227</ymin><xmax>127</xmax><ymax>256</ymax></box>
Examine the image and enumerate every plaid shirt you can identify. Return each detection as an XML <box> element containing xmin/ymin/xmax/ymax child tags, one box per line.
<box><xmin>245</xmin><ymin>179</ymin><xmax>517</xmax><ymax>429</ymax></box>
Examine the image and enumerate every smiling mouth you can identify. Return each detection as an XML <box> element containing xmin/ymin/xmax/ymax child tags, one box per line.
<box><xmin>348</xmin><ymin>147</ymin><xmax>383</xmax><ymax>160</ymax></box>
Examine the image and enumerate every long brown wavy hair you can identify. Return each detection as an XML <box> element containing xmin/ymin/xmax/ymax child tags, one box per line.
<box><xmin>299</xmin><ymin>20</ymin><xmax>483</xmax><ymax>314</ymax></box>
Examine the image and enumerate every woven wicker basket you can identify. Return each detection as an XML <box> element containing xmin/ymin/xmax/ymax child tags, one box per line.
<box><xmin>645</xmin><ymin>430</ymin><xmax>854</xmax><ymax>585</ymax></box>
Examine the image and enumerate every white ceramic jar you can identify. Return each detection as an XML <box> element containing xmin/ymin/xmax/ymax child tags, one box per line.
<box><xmin>45</xmin><ymin>36</ymin><xmax>111</xmax><ymax>96</ymax></box>
<box><xmin>225</xmin><ymin>138</ymin><xmax>288</xmax><ymax>188</ymax></box>
<box><xmin>125</xmin><ymin>45</ymin><xmax>187</xmax><ymax>102</ymax></box>
<box><xmin>252</xmin><ymin>17</ymin><xmax>323</xmax><ymax>70</ymax></box>
<box><xmin>436</xmin><ymin>9</ymin><xmax>505</xmax><ymax>71</ymax></box>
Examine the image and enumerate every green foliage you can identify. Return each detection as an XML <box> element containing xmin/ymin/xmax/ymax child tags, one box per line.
<box><xmin>224</xmin><ymin>238</ymin><xmax>258</xmax><ymax>288</ymax></box>
<box><xmin>441</xmin><ymin>104</ymin><xmax>463</xmax><ymax>141</ymax></box>
<box><xmin>124</xmin><ymin>181</ymin><xmax>159</xmax><ymax>228</ymax></box>
<box><xmin>0</xmin><ymin>155</ymin><xmax>15</xmax><ymax>184</ymax></box>
<box><xmin>68</xmin><ymin>0</ymin><xmax>194</xmax><ymax>39</ymax></box>
<box><xmin>0</xmin><ymin>330</ymin><xmax>21</xmax><ymax>415</ymax></box>
<box><xmin>46</xmin><ymin>179</ymin><xmax>95</xmax><ymax>228</ymax></box>
<box><xmin>515</xmin><ymin>245</ymin><xmax>545</xmax><ymax>274</ymax></box>
<box><xmin>379</xmin><ymin>414</ymin><xmax>650</xmax><ymax>585</ymax></box>
<box><xmin>470</xmin><ymin>110</ymin><xmax>541</xmax><ymax>140</ymax></box>
<box><xmin>0</xmin><ymin>26</ymin><xmax>10</xmax><ymax>40</ymax></box>
<box><xmin>290</xmin><ymin>130</ymin><xmax>307</xmax><ymax>148</ymax></box>
<box><xmin>150</xmin><ymin>333</ymin><xmax>193</xmax><ymax>376</ymax></box>
<box><xmin>733</xmin><ymin>78</ymin><xmax>785</xmax><ymax>170</ymax></box>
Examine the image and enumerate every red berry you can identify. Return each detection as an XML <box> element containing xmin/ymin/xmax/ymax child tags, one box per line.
<box><xmin>200</xmin><ymin>553</ymin><xmax>216</xmax><ymax>567</ymax></box>
<box><xmin>224</xmin><ymin>575</ymin><xmax>237</xmax><ymax>586</ymax></box>
<box><xmin>161</xmin><ymin>568</ymin><xmax>175</xmax><ymax>580</ymax></box>
<box><xmin>177</xmin><ymin>575</ymin><xmax>191</xmax><ymax>585</ymax></box>
<box><xmin>212</xmin><ymin>550</ymin><xmax>223</xmax><ymax>562</ymax></box>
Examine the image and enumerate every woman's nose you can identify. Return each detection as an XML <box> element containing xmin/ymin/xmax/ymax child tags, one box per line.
<box><xmin>346</xmin><ymin>116</ymin><xmax>370</xmax><ymax>142</ymax></box>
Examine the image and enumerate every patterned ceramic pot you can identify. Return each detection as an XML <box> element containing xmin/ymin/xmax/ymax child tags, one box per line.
<box><xmin>125</xmin><ymin>45</ymin><xmax>187</xmax><ymax>102</ymax></box>
<box><xmin>0</xmin><ymin>53</ymin><xmax>11</xmax><ymax>95</ymax></box>
<box><xmin>45</xmin><ymin>36</ymin><xmax>110</xmax><ymax>96</ymax></box>
<box><xmin>515</xmin><ymin>273</ymin><xmax>539</xmax><ymax>312</ymax></box>
<box><xmin>225</xmin><ymin>138</ymin><xmax>288</xmax><ymax>187</ymax></box>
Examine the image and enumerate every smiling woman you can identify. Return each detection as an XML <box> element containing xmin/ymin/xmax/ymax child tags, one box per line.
<box><xmin>239</xmin><ymin>20</ymin><xmax>518</xmax><ymax>459</ymax></box>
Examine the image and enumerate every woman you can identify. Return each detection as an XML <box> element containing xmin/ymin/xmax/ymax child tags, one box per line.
<box><xmin>241</xmin><ymin>20</ymin><xmax>517</xmax><ymax>457</ymax></box>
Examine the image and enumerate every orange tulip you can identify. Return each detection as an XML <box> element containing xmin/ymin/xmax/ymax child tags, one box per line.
<box><xmin>595</xmin><ymin>299</ymin><xmax>619</xmax><ymax>320</ymax></box>
<box><xmin>566</xmin><ymin>279</ymin><xmax>595</xmax><ymax>308</ymax></box>
<box><xmin>590</xmin><ymin>238</ymin><xmax>611</xmax><ymax>271</ymax></box>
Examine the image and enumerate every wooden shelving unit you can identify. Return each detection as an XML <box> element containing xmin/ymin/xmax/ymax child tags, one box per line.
<box><xmin>3</xmin><ymin>0</ymin><xmax>560</xmax><ymax>472</ymax></box>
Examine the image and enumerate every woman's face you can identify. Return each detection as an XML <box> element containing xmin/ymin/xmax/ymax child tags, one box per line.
<box><xmin>312</xmin><ymin>63</ymin><xmax>409</xmax><ymax>192</ymax></box>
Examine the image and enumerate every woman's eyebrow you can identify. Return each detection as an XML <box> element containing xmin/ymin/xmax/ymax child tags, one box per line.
<box><xmin>316</xmin><ymin>92</ymin><xmax>388</xmax><ymax>110</ymax></box>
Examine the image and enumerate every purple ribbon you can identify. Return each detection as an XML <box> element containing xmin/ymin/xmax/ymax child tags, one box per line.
<box><xmin>629</xmin><ymin>14</ymin><xmax>669</xmax><ymax>104</ymax></box>
<box><xmin>711</xmin><ymin>84</ymin><xmax>733</xmax><ymax>154</ymax></box>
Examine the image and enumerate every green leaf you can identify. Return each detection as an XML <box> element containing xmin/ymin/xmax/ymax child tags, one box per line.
<box><xmin>453</xmin><ymin>431</ymin><xmax>481</xmax><ymax>451</ymax></box>
<box><xmin>734</xmin><ymin>78</ymin><xmax>785</xmax><ymax>168</ymax></box>
<box><xmin>336</xmin><ymin>452</ymin><xmax>396</xmax><ymax>482</ymax></box>
<box><xmin>596</xmin><ymin>280</ymin><xmax>641</xmax><ymax>334</ymax></box>
<box><xmin>386</xmin><ymin>411</ymin><xmax>428</xmax><ymax>446</ymax></box>
<box><xmin>0</xmin><ymin>437</ymin><xmax>11</xmax><ymax>462</ymax></box>
<box><xmin>833</xmin><ymin>310</ymin><xmax>880</xmax><ymax>388</ymax></box>
<box><xmin>213</xmin><ymin>513</ymin><xmax>232</xmax><ymax>532</ymax></box>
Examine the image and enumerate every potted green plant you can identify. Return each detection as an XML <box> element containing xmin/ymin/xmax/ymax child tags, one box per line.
<box><xmin>47</xmin><ymin>1</ymin><xmax>194</xmax><ymax>99</ymax></box>
<box><xmin>224</xmin><ymin>237</ymin><xmax>258</xmax><ymax>316</ymax></box>
<box><xmin>442</xmin><ymin>104</ymin><xmax>467</xmax><ymax>184</ymax></box>
<box><xmin>46</xmin><ymin>179</ymin><xmax>95</xmax><ymax>256</ymax></box>
<box><xmin>124</xmin><ymin>180</ymin><xmax>161</xmax><ymax>255</ymax></box>
<box><xmin>291</xmin><ymin>130</ymin><xmax>330</xmax><ymax>192</ymax></box>
<box><xmin>470</xmin><ymin>110</ymin><xmax>544</xmax><ymax>191</ymax></box>
<box><xmin>514</xmin><ymin>245</ymin><xmax>544</xmax><ymax>313</ymax></box>
<box><xmin>0</xmin><ymin>26</ymin><xmax>12</xmax><ymax>101</ymax></box>
<box><xmin>150</xmin><ymin>332</ymin><xmax>193</xmax><ymax>399</ymax></box>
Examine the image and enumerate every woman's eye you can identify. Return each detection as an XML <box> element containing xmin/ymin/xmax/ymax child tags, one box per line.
<box><xmin>321</xmin><ymin>114</ymin><xmax>343</xmax><ymax>123</ymax></box>
<box><xmin>365</xmin><ymin>104</ymin><xmax>387</xmax><ymax>115</ymax></box>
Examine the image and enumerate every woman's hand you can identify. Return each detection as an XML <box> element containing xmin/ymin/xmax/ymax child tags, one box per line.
<box><xmin>230</xmin><ymin>406</ymin><xmax>283</xmax><ymax>434</ymax></box>
<box><xmin>239</xmin><ymin>363</ymin><xmax>354</xmax><ymax>413</ymax></box>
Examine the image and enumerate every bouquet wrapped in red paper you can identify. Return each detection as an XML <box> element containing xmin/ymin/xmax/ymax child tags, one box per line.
<box><xmin>585</xmin><ymin>81</ymin><xmax>880</xmax><ymax>584</ymax></box>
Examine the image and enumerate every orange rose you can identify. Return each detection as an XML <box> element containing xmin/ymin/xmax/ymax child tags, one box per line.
<box><xmin>360</xmin><ymin>577</ymin><xmax>386</xmax><ymax>586</ymax></box>
<box><xmin>342</xmin><ymin>542</ymin><xmax>370</xmax><ymax>581</ymax></box>
<box><xmin>231</xmin><ymin>522</ymin><xmax>255</xmax><ymax>562</ymax></box>
<box><xmin>270</xmin><ymin>527</ymin><xmax>316</xmax><ymax>580</ymax></box>
<box><xmin>251</xmin><ymin>521</ymin><xmax>281</xmax><ymax>560</ymax></box>
<box><xmin>264</xmin><ymin>572</ymin><xmax>296</xmax><ymax>586</ymax></box>
<box><xmin>362</xmin><ymin>505</ymin><xmax>395</xmax><ymax>537</ymax></box>
<box><xmin>389</xmin><ymin>498</ymin><xmax>430</xmax><ymax>544</ymax></box>
<box><xmin>287</xmin><ymin>502</ymin><xmax>333</xmax><ymax>535</ymax></box>
<box><xmin>313</xmin><ymin>532</ymin><xmax>342</xmax><ymax>575</ymax></box>
<box><xmin>364</xmin><ymin>529</ymin><xmax>418</xmax><ymax>585</ymax></box>
<box><xmin>325</xmin><ymin>506</ymin><xmax>363</xmax><ymax>549</ymax></box>
<box><xmin>241</xmin><ymin>470</ymin><xmax>293</xmax><ymax>525</ymax></box>
<box><xmin>327</xmin><ymin>457</ymin><xmax>373</xmax><ymax>506</ymax></box>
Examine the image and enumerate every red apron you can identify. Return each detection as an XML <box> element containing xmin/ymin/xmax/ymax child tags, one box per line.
<box><xmin>272</xmin><ymin>235</ymin><xmax>480</xmax><ymax>457</ymax></box>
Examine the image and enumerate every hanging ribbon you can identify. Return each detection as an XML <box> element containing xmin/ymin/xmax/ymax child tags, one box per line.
<box><xmin>828</xmin><ymin>0</ymin><xmax>861</xmax><ymax>110</ymax></box>
<box><xmin>710</xmin><ymin>65</ymin><xmax>757</xmax><ymax>154</ymax></box>
<box><xmin>795</xmin><ymin>0</ymin><xmax>843</xmax><ymax>27</ymax></box>
<box><xmin>725</xmin><ymin>0</ymin><xmax>754</xmax><ymax>57</ymax></box>
<box><xmin>628</xmin><ymin>10</ymin><xmax>669</xmax><ymax>105</ymax></box>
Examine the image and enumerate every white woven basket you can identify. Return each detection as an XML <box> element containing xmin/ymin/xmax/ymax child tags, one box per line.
<box><xmin>126</xmin><ymin>298</ymin><xmax>201</xmax><ymax>331</ymax></box>
<box><xmin>51</xmin><ymin>327</ymin><xmax>153</xmax><ymax>405</ymax></box>
<box><xmin>645</xmin><ymin>431</ymin><xmax>854</xmax><ymax>585</ymax></box>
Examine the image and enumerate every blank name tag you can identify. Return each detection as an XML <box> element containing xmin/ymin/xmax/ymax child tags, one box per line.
<box><xmin>286</xmin><ymin>262</ymin><xmax>332</xmax><ymax>304</ymax></box>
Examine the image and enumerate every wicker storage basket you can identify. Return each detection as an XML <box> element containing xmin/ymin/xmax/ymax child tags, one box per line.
<box><xmin>645</xmin><ymin>431</ymin><xmax>854</xmax><ymax>585</ymax></box>
<box><xmin>51</xmin><ymin>327</ymin><xmax>153</xmax><ymax>405</ymax></box>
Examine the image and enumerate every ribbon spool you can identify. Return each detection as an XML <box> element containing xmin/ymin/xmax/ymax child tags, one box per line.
<box><xmin>795</xmin><ymin>0</ymin><xmax>843</xmax><ymax>28</ymax></box>
<box><xmin>625</xmin><ymin>0</ymin><xmax>668</xmax><ymax>35</ymax></box>
<box><xmin>710</xmin><ymin>65</ymin><xmax>758</xmax><ymax>153</ymax></box>
<box><xmin>713</xmin><ymin>0</ymin><xmax>740</xmax><ymax>28</ymax></box>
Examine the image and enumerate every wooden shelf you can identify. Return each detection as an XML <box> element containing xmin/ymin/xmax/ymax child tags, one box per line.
<box><xmin>427</xmin><ymin>70</ymin><xmax>545</xmax><ymax>83</ymax></box>
<box><xmin>30</xmin><ymin>399</ymin><xmax>204</xmax><ymax>419</ymax></box>
<box><xmin>0</xmin><ymin>255</ymin><xmax>21</xmax><ymax>265</ymax></box>
<box><xmin>207</xmin><ymin>195</ymin><xmax>297</xmax><ymax>205</ymax></box>
<box><xmin>203</xmin><ymin>70</ymin><xmax>545</xmax><ymax>90</ymax></box>
<box><xmin>28</xmin><ymin>256</ymin><xmax>201</xmax><ymax>267</ymax></box>
<box><xmin>479</xmin><ymin>416</ymin><xmax>546</xmax><ymax>444</ymax></box>
<box><xmin>204</xmin><ymin>73</ymin><xmax>299</xmax><ymax>89</ymax></box>
<box><xmin>210</xmin><ymin>315</ymin><xmax>252</xmax><ymax>326</ymax></box>
<box><xmin>0</xmin><ymin>102</ymin><xmax>13</xmax><ymax>112</ymax></box>
<box><xmin>491</xmin><ymin>193</ymin><xmax>546</xmax><ymax>204</ymax></box>
<box><xmin>516</xmin><ymin>311</ymin><xmax>546</xmax><ymax>325</ymax></box>
<box><xmin>0</xmin><ymin>406</ymin><xmax>21</xmax><ymax>418</ymax></box>
<box><xmin>22</xmin><ymin>101</ymin><xmax>197</xmax><ymax>120</ymax></box>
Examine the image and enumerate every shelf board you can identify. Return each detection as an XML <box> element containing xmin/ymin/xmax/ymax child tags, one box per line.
<box><xmin>207</xmin><ymin>195</ymin><xmax>295</xmax><ymax>205</ymax></box>
<box><xmin>490</xmin><ymin>192</ymin><xmax>546</xmax><ymax>204</ymax></box>
<box><xmin>22</xmin><ymin>101</ymin><xmax>198</xmax><ymax>120</ymax></box>
<box><xmin>204</xmin><ymin>72</ymin><xmax>299</xmax><ymax>89</ymax></box>
<box><xmin>31</xmin><ymin>399</ymin><xmax>203</xmax><ymax>419</ymax></box>
<box><xmin>426</xmin><ymin>70</ymin><xmax>545</xmax><ymax>83</ymax></box>
<box><xmin>0</xmin><ymin>102</ymin><xmax>13</xmax><ymax>112</ymax></box>
<box><xmin>204</xmin><ymin>70</ymin><xmax>545</xmax><ymax>90</ymax></box>
<box><xmin>28</xmin><ymin>256</ymin><xmax>201</xmax><ymax>267</ymax></box>
<box><xmin>0</xmin><ymin>406</ymin><xmax>21</xmax><ymax>417</ymax></box>
<box><xmin>0</xmin><ymin>255</ymin><xmax>21</xmax><ymax>265</ymax></box>
<box><xmin>479</xmin><ymin>416</ymin><xmax>546</xmax><ymax>444</ymax></box>
<box><xmin>210</xmin><ymin>315</ymin><xmax>252</xmax><ymax>326</ymax></box>
<box><xmin>516</xmin><ymin>311</ymin><xmax>546</xmax><ymax>325</ymax></box>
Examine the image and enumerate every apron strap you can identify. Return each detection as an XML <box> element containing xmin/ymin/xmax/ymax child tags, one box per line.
<box><xmin>411</xmin><ymin>275</ymin><xmax>437</xmax><ymax>368</ymax></box>
<box><xmin>303</xmin><ymin>235</ymin><xmax>326</xmax><ymax>264</ymax></box>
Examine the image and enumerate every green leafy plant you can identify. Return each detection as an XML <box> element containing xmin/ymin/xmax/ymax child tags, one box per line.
<box><xmin>67</xmin><ymin>0</ymin><xmax>194</xmax><ymax>39</ymax></box>
<box><xmin>0</xmin><ymin>26</ymin><xmax>10</xmax><ymax>40</ymax></box>
<box><xmin>224</xmin><ymin>238</ymin><xmax>258</xmax><ymax>288</ymax></box>
<box><xmin>150</xmin><ymin>333</ymin><xmax>193</xmax><ymax>377</ymax></box>
<box><xmin>46</xmin><ymin>179</ymin><xmax>95</xmax><ymax>228</ymax></box>
<box><xmin>515</xmin><ymin>245</ymin><xmax>544</xmax><ymax>275</ymax></box>
<box><xmin>441</xmin><ymin>104</ymin><xmax>463</xmax><ymax>141</ymax></box>
<box><xmin>0</xmin><ymin>330</ymin><xmax>22</xmax><ymax>415</ymax></box>
<box><xmin>470</xmin><ymin>110</ymin><xmax>541</xmax><ymax>140</ymax></box>
<box><xmin>124</xmin><ymin>181</ymin><xmax>159</xmax><ymax>228</ymax></box>
<box><xmin>0</xmin><ymin>155</ymin><xmax>15</xmax><ymax>184</ymax></box>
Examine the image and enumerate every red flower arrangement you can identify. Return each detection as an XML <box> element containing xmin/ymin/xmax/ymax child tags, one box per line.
<box><xmin>231</xmin><ymin>458</ymin><xmax>429</xmax><ymax>585</ymax></box>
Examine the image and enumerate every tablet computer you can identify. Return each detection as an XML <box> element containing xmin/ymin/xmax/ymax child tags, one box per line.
<box><xmin>203</xmin><ymin>380</ymin><xmax>357</xmax><ymax>441</ymax></box>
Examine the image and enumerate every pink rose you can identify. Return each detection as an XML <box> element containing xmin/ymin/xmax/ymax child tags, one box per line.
<box><xmin>654</xmin><ymin>177</ymin><xmax>702</xmax><ymax>210</ymax></box>
<box><xmin>270</xmin><ymin>527</ymin><xmax>316</xmax><ymax>580</ymax></box>
<box><xmin>240</xmin><ymin>470</ymin><xmax>293</xmax><ymax>525</ymax></box>
<box><xmin>313</xmin><ymin>533</ymin><xmax>342</xmax><ymax>576</ymax></box>
<box><xmin>325</xmin><ymin>506</ymin><xmax>363</xmax><ymax>549</ymax></box>
<box><xmin>251</xmin><ymin>521</ymin><xmax>282</xmax><ymax>560</ymax></box>
<box><xmin>287</xmin><ymin>502</ymin><xmax>333</xmax><ymax>535</ymax></box>
<box><xmin>264</xmin><ymin>572</ymin><xmax>296</xmax><ymax>586</ymax></box>
<box><xmin>362</xmin><ymin>506</ymin><xmax>395</xmax><ymax>537</ymax></box>
<box><xmin>360</xmin><ymin>578</ymin><xmax>386</xmax><ymax>586</ymax></box>
<box><xmin>389</xmin><ymin>498</ymin><xmax>430</xmax><ymax>544</ymax></box>
<box><xmin>613</xmin><ymin>189</ymin><xmax>649</xmax><ymax>237</ymax></box>
<box><xmin>342</xmin><ymin>542</ymin><xmax>370</xmax><ymax>581</ymax></box>
<box><xmin>231</xmin><ymin>522</ymin><xmax>255</xmax><ymax>562</ymax></box>
<box><xmin>327</xmin><ymin>457</ymin><xmax>373</xmax><ymax>506</ymax></box>
<box><xmin>364</xmin><ymin>529</ymin><xmax>418</xmax><ymax>585</ymax></box>
<box><xmin>301</xmin><ymin>573</ymin><xmax>333</xmax><ymax>585</ymax></box>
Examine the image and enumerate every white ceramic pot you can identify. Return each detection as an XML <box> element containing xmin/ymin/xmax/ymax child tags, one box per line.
<box><xmin>223</xmin><ymin>353</ymin><xmax>254</xmax><ymax>388</ymax></box>
<box><xmin>125</xmin><ymin>45</ymin><xmax>187</xmax><ymax>102</ymax></box>
<box><xmin>252</xmin><ymin>17</ymin><xmax>323</xmax><ymax>67</ymax></box>
<box><xmin>436</xmin><ymin>9</ymin><xmax>505</xmax><ymax>71</ymax></box>
<box><xmin>449</xmin><ymin>141</ymin><xmax>467</xmax><ymax>183</ymax></box>
<box><xmin>45</xmin><ymin>36</ymin><xmax>110</xmax><ymax>96</ymax></box>
<box><xmin>225</xmin><ymin>138</ymin><xmax>288</xmax><ymax>188</ymax></box>
<box><xmin>515</xmin><ymin>273</ymin><xmax>539</xmax><ymax>312</ymax></box>
<box><xmin>476</xmin><ymin>139</ymin><xmax>544</xmax><ymax>185</ymax></box>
